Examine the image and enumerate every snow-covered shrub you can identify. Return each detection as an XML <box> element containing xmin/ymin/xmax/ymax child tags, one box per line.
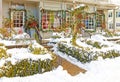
<box><xmin>58</xmin><ymin>42</ymin><xmax>93</xmax><ymax>63</ymax></box>
<box><xmin>28</xmin><ymin>42</ymin><xmax>48</xmax><ymax>55</ymax></box>
<box><xmin>0</xmin><ymin>57</ymin><xmax>56</xmax><ymax>77</ymax></box>
<box><xmin>57</xmin><ymin>42</ymin><xmax>120</xmax><ymax>63</ymax></box>
<box><xmin>86</xmin><ymin>40</ymin><xmax>108</xmax><ymax>49</ymax></box>
<box><xmin>93</xmin><ymin>42</ymin><xmax>101</xmax><ymax>49</ymax></box>
<box><xmin>0</xmin><ymin>43</ymin><xmax>10</xmax><ymax>59</ymax></box>
<box><xmin>100</xmin><ymin>50</ymin><xmax>120</xmax><ymax>59</ymax></box>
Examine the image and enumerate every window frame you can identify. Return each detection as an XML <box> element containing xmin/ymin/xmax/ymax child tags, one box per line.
<box><xmin>11</xmin><ymin>10</ymin><xmax>25</xmax><ymax>28</ymax></box>
<box><xmin>108</xmin><ymin>12</ymin><xmax>112</xmax><ymax>17</ymax></box>
<box><xmin>116</xmin><ymin>11</ymin><xmax>120</xmax><ymax>17</ymax></box>
<box><xmin>108</xmin><ymin>23</ymin><xmax>113</xmax><ymax>29</ymax></box>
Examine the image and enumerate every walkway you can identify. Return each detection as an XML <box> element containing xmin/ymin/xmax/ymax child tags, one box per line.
<box><xmin>56</xmin><ymin>55</ymin><xmax>86</xmax><ymax>76</ymax></box>
<box><xmin>42</xmin><ymin>40</ymin><xmax>86</xmax><ymax>76</ymax></box>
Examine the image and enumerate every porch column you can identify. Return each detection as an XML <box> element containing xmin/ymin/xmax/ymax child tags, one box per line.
<box><xmin>104</xmin><ymin>10</ymin><xmax>109</xmax><ymax>30</ymax></box>
<box><xmin>113</xmin><ymin>9</ymin><xmax>116</xmax><ymax>32</ymax></box>
<box><xmin>0</xmin><ymin>0</ymin><xmax>2</xmax><ymax>28</ymax></box>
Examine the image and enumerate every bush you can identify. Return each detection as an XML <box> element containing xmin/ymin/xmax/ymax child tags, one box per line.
<box><xmin>28</xmin><ymin>43</ymin><xmax>48</xmax><ymax>55</ymax></box>
<box><xmin>86</xmin><ymin>40</ymin><xmax>108</xmax><ymax>49</ymax></box>
<box><xmin>0</xmin><ymin>44</ymin><xmax>10</xmax><ymax>59</ymax></box>
<box><xmin>0</xmin><ymin>58</ymin><xmax>56</xmax><ymax>77</ymax></box>
<box><xmin>93</xmin><ymin>42</ymin><xmax>101</xmax><ymax>49</ymax></box>
<box><xmin>58</xmin><ymin>42</ymin><xmax>120</xmax><ymax>63</ymax></box>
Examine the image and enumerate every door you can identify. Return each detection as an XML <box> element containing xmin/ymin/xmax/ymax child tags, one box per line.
<box><xmin>11</xmin><ymin>10</ymin><xmax>25</xmax><ymax>34</ymax></box>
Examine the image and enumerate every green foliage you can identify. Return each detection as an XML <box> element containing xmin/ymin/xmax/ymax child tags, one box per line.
<box><xmin>58</xmin><ymin>42</ymin><xmax>120</xmax><ymax>63</ymax></box>
<box><xmin>28</xmin><ymin>44</ymin><xmax>47</xmax><ymax>55</ymax></box>
<box><xmin>86</xmin><ymin>40</ymin><xmax>101</xmax><ymax>48</ymax></box>
<box><xmin>0</xmin><ymin>44</ymin><xmax>10</xmax><ymax>59</ymax></box>
<box><xmin>26</xmin><ymin>15</ymin><xmax>38</xmax><ymax>29</ymax></box>
<box><xmin>86</xmin><ymin>40</ymin><xmax>93</xmax><ymax>45</ymax></box>
<box><xmin>0</xmin><ymin>58</ymin><xmax>56</xmax><ymax>77</ymax></box>
<box><xmin>93</xmin><ymin>42</ymin><xmax>101</xmax><ymax>49</ymax></box>
<box><xmin>86</xmin><ymin>40</ymin><xmax>107</xmax><ymax>49</ymax></box>
<box><xmin>100</xmin><ymin>50</ymin><xmax>120</xmax><ymax>59</ymax></box>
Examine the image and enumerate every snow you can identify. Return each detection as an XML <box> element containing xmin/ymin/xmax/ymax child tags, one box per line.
<box><xmin>91</xmin><ymin>34</ymin><xmax>106</xmax><ymax>42</ymax></box>
<box><xmin>0</xmin><ymin>48</ymin><xmax>52</xmax><ymax>67</ymax></box>
<box><xmin>12</xmin><ymin>33</ymin><xmax>30</xmax><ymax>39</ymax></box>
<box><xmin>0</xmin><ymin>38</ymin><xmax>53</xmax><ymax>67</ymax></box>
<box><xmin>1</xmin><ymin>33</ymin><xmax>120</xmax><ymax>82</ymax></box>
<box><xmin>0</xmin><ymin>33</ymin><xmax>33</xmax><ymax>46</ymax></box>
<box><xmin>77</xmin><ymin>34</ymin><xmax>120</xmax><ymax>52</ymax></box>
<box><xmin>7</xmin><ymin>48</ymin><xmax>52</xmax><ymax>61</ymax></box>
<box><xmin>1</xmin><ymin>56</ymin><xmax>120</xmax><ymax>82</ymax></box>
<box><xmin>0</xmin><ymin>33</ymin><xmax>54</xmax><ymax>66</ymax></box>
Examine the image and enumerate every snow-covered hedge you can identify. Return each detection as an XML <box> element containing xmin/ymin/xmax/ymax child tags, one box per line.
<box><xmin>0</xmin><ymin>58</ymin><xmax>56</xmax><ymax>77</ymax></box>
<box><xmin>86</xmin><ymin>40</ymin><xmax>108</xmax><ymax>49</ymax></box>
<box><xmin>57</xmin><ymin>42</ymin><xmax>120</xmax><ymax>63</ymax></box>
<box><xmin>0</xmin><ymin>42</ymin><xmax>57</xmax><ymax>77</ymax></box>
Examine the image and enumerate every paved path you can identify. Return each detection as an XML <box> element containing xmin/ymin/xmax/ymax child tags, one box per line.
<box><xmin>56</xmin><ymin>55</ymin><xmax>86</xmax><ymax>76</ymax></box>
<box><xmin>42</xmin><ymin>40</ymin><xmax>86</xmax><ymax>76</ymax></box>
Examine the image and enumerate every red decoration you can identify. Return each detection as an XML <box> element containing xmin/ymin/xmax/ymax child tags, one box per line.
<box><xmin>26</xmin><ymin>16</ymin><xmax>38</xmax><ymax>28</ymax></box>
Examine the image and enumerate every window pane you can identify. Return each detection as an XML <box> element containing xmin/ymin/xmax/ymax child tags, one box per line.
<box><xmin>12</xmin><ymin>11</ymin><xmax>24</xmax><ymax>28</ymax></box>
<box><xmin>20</xmin><ymin>24</ymin><xmax>22</xmax><ymax>27</ymax></box>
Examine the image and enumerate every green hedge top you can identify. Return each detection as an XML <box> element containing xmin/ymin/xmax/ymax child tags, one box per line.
<box><xmin>57</xmin><ymin>42</ymin><xmax>120</xmax><ymax>63</ymax></box>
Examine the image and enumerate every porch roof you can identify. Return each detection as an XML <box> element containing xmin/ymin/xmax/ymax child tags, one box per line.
<box><xmin>51</xmin><ymin>0</ymin><xmax>120</xmax><ymax>10</ymax></box>
<box><xmin>4</xmin><ymin>0</ymin><xmax>120</xmax><ymax>10</ymax></box>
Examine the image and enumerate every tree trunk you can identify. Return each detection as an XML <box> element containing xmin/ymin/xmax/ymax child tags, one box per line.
<box><xmin>72</xmin><ymin>24</ymin><xmax>77</xmax><ymax>45</ymax></box>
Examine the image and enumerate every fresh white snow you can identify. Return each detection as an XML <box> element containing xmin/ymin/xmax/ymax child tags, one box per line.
<box><xmin>0</xmin><ymin>33</ymin><xmax>120</xmax><ymax>82</ymax></box>
<box><xmin>0</xmin><ymin>31</ymin><xmax>120</xmax><ymax>82</ymax></box>
<box><xmin>1</xmin><ymin>56</ymin><xmax>120</xmax><ymax>82</ymax></box>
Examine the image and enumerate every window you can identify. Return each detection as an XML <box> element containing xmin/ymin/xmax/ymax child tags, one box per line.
<box><xmin>108</xmin><ymin>12</ymin><xmax>112</xmax><ymax>17</ymax></box>
<box><xmin>11</xmin><ymin>11</ymin><xmax>25</xmax><ymax>28</ymax></box>
<box><xmin>116</xmin><ymin>12</ymin><xmax>120</xmax><ymax>17</ymax></box>
<box><xmin>109</xmin><ymin>23</ymin><xmax>113</xmax><ymax>29</ymax></box>
<box><xmin>84</xmin><ymin>15</ymin><xmax>95</xmax><ymax>30</ymax></box>
<box><xmin>116</xmin><ymin>23</ymin><xmax>120</xmax><ymax>27</ymax></box>
<box><xmin>41</xmin><ymin>10</ymin><xmax>66</xmax><ymax>31</ymax></box>
<box><xmin>10</xmin><ymin>3</ymin><xmax>25</xmax><ymax>28</ymax></box>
